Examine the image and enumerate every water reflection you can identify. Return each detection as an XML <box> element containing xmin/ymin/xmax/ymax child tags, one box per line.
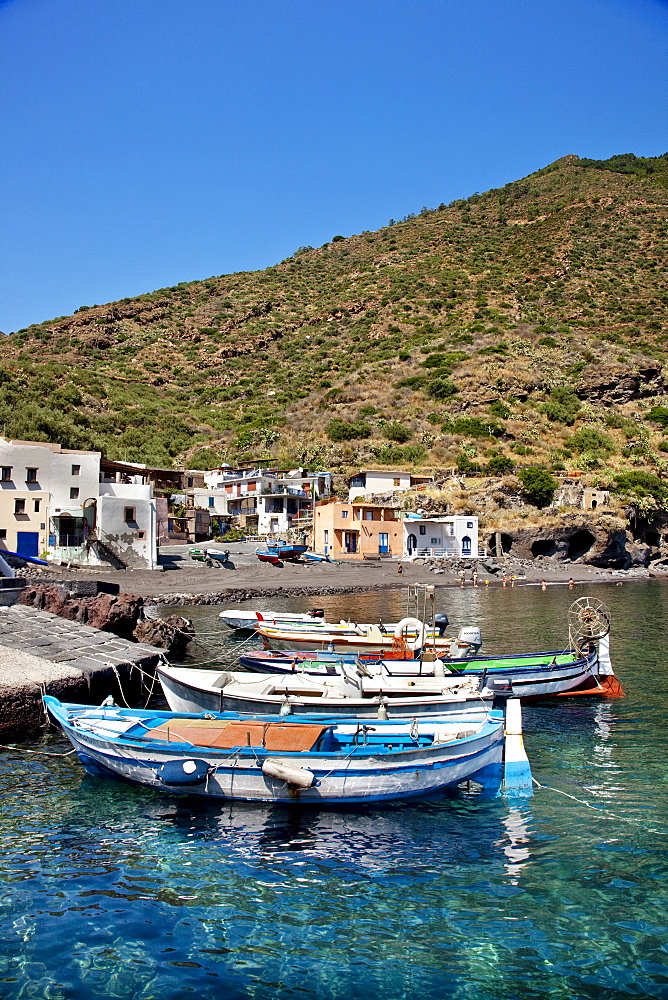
<box><xmin>2</xmin><ymin>581</ymin><xmax>668</xmax><ymax>999</ymax></box>
<box><xmin>499</xmin><ymin>807</ymin><xmax>533</xmax><ymax>884</ymax></box>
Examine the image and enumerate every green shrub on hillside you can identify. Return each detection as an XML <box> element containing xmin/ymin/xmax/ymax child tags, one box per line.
<box><xmin>456</xmin><ymin>453</ymin><xmax>483</xmax><ymax>474</ymax></box>
<box><xmin>383</xmin><ymin>421</ymin><xmax>412</xmax><ymax>443</ymax></box>
<box><xmin>567</xmin><ymin>426</ymin><xmax>614</xmax><ymax>454</ymax></box>
<box><xmin>446</xmin><ymin>416</ymin><xmax>503</xmax><ymax>438</ymax></box>
<box><xmin>489</xmin><ymin>399</ymin><xmax>511</xmax><ymax>419</ymax></box>
<box><xmin>374</xmin><ymin>443</ymin><xmax>426</xmax><ymax>464</ymax></box>
<box><xmin>427</xmin><ymin>377</ymin><xmax>458</xmax><ymax>401</ymax></box>
<box><xmin>517</xmin><ymin>466</ymin><xmax>558</xmax><ymax>508</ymax></box>
<box><xmin>540</xmin><ymin>386</ymin><xmax>581</xmax><ymax>425</ymax></box>
<box><xmin>396</xmin><ymin>375</ymin><xmax>428</xmax><ymax>390</ymax></box>
<box><xmin>487</xmin><ymin>454</ymin><xmax>515</xmax><ymax>474</ymax></box>
<box><xmin>327</xmin><ymin>419</ymin><xmax>371</xmax><ymax>442</ymax></box>
<box><xmin>647</xmin><ymin>405</ymin><xmax>668</xmax><ymax>428</ymax></box>
<box><xmin>612</xmin><ymin>470</ymin><xmax>668</xmax><ymax>505</ymax></box>
<box><xmin>189</xmin><ymin>447</ymin><xmax>224</xmax><ymax>469</ymax></box>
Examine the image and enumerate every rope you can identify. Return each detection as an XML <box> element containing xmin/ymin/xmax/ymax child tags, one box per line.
<box><xmin>531</xmin><ymin>777</ymin><xmax>666</xmax><ymax>837</ymax></box>
<box><xmin>0</xmin><ymin>744</ymin><xmax>77</xmax><ymax>757</ymax></box>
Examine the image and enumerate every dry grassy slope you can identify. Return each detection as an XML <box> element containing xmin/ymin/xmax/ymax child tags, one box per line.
<box><xmin>2</xmin><ymin>153</ymin><xmax>668</xmax><ymax>483</ymax></box>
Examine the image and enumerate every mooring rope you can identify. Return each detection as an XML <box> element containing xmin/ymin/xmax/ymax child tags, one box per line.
<box><xmin>531</xmin><ymin>776</ymin><xmax>666</xmax><ymax>836</ymax></box>
<box><xmin>0</xmin><ymin>744</ymin><xmax>77</xmax><ymax>757</ymax></box>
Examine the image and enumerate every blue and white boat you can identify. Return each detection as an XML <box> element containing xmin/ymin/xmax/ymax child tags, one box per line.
<box><xmin>44</xmin><ymin>696</ymin><xmax>530</xmax><ymax>804</ymax></box>
<box><xmin>266</xmin><ymin>543</ymin><xmax>308</xmax><ymax>560</ymax></box>
<box><xmin>237</xmin><ymin>646</ymin><xmax>609</xmax><ymax>699</ymax></box>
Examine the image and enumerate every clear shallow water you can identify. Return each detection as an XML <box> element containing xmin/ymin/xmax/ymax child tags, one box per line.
<box><xmin>1</xmin><ymin>583</ymin><xmax>668</xmax><ymax>999</ymax></box>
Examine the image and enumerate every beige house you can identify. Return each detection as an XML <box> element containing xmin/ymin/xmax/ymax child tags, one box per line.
<box><xmin>0</xmin><ymin>485</ymin><xmax>50</xmax><ymax>558</ymax></box>
<box><xmin>313</xmin><ymin>501</ymin><xmax>401</xmax><ymax>559</ymax></box>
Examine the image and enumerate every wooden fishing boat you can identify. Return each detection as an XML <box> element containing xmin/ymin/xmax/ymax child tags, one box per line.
<box><xmin>218</xmin><ymin>608</ymin><xmax>326</xmax><ymax>631</ymax></box>
<box><xmin>256</xmin><ymin>618</ymin><xmax>481</xmax><ymax>656</ymax></box>
<box><xmin>157</xmin><ymin>661</ymin><xmax>491</xmax><ymax>718</ymax></box>
<box><xmin>237</xmin><ymin>646</ymin><xmax>606</xmax><ymax>699</ymax></box>
<box><xmin>256</xmin><ymin>548</ymin><xmax>281</xmax><ymax>565</ymax></box>
<box><xmin>302</xmin><ymin>551</ymin><xmax>331</xmax><ymax>562</ymax></box>
<box><xmin>266</xmin><ymin>543</ymin><xmax>308</xmax><ymax>560</ymax></box>
<box><xmin>45</xmin><ymin>696</ymin><xmax>528</xmax><ymax>804</ymax></box>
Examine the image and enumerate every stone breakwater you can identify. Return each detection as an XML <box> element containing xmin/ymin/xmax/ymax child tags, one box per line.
<box><xmin>18</xmin><ymin>584</ymin><xmax>194</xmax><ymax>658</ymax></box>
<box><xmin>0</xmin><ymin>604</ymin><xmax>165</xmax><ymax>735</ymax></box>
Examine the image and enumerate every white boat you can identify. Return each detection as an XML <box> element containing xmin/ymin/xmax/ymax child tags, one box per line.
<box><xmin>44</xmin><ymin>696</ymin><xmax>531</xmax><ymax>804</ymax></box>
<box><xmin>237</xmin><ymin>646</ymin><xmax>610</xmax><ymax>699</ymax></box>
<box><xmin>218</xmin><ymin>608</ymin><xmax>327</xmax><ymax>631</ymax></box>
<box><xmin>157</xmin><ymin>660</ymin><xmax>491</xmax><ymax>718</ymax></box>
<box><xmin>256</xmin><ymin>618</ymin><xmax>481</xmax><ymax>657</ymax></box>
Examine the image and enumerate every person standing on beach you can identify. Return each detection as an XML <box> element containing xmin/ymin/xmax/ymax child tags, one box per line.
<box><xmin>472</xmin><ymin>568</ymin><xmax>478</xmax><ymax>588</ymax></box>
<box><xmin>397</xmin><ymin>562</ymin><xmax>403</xmax><ymax>576</ymax></box>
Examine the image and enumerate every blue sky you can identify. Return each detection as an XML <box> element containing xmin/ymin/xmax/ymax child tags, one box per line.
<box><xmin>1</xmin><ymin>0</ymin><xmax>667</xmax><ymax>334</ymax></box>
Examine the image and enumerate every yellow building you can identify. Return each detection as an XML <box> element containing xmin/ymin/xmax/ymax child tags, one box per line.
<box><xmin>0</xmin><ymin>487</ymin><xmax>50</xmax><ymax>558</ymax></box>
<box><xmin>313</xmin><ymin>500</ymin><xmax>401</xmax><ymax>559</ymax></box>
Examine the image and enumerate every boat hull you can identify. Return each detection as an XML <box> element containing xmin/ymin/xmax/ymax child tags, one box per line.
<box><xmin>238</xmin><ymin>649</ymin><xmax>600</xmax><ymax>700</ymax></box>
<box><xmin>45</xmin><ymin>698</ymin><xmax>505</xmax><ymax>804</ymax></box>
<box><xmin>158</xmin><ymin>665</ymin><xmax>491</xmax><ymax>718</ymax></box>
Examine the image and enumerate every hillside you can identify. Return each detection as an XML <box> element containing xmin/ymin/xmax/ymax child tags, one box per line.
<box><xmin>2</xmin><ymin>152</ymin><xmax>668</xmax><ymax>498</ymax></box>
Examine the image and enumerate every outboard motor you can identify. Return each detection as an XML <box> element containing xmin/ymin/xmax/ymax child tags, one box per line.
<box><xmin>434</xmin><ymin>613</ymin><xmax>449</xmax><ymax>636</ymax></box>
<box><xmin>309</xmin><ymin>608</ymin><xmax>325</xmax><ymax>618</ymax></box>
<box><xmin>457</xmin><ymin>625</ymin><xmax>483</xmax><ymax>656</ymax></box>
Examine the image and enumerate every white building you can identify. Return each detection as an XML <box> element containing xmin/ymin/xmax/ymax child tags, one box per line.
<box><xmin>348</xmin><ymin>469</ymin><xmax>434</xmax><ymax>502</ymax></box>
<box><xmin>202</xmin><ymin>466</ymin><xmax>332</xmax><ymax>537</ymax></box>
<box><xmin>0</xmin><ymin>439</ymin><xmax>158</xmax><ymax>569</ymax></box>
<box><xmin>402</xmin><ymin>514</ymin><xmax>480</xmax><ymax>560</ymax></box>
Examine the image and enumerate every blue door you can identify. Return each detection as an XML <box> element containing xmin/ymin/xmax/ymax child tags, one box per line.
<box><xmin>379</xmin><ymin>532</ymin><xmax>389</xmax><ymax>554</ymax></box>
<box><xmin>17</xmin><ymin>532</ymin><xmax>39</xmax><ymax>557</ymax></box>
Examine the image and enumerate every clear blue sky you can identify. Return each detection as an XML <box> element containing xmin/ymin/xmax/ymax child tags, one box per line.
<box><xmin>1</xmin><ymin>0</ymin><xmax>667</xmax><ymax>334</ymax></box>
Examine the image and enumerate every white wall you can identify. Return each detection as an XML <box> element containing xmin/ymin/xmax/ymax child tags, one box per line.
<box><xmin>0</xmin><ymin>439</ymin><xmax>100</xmax><ymax>512</ymax></box>
<box><xmin>403</xmin><ymin>516</ymin><xmax>479</xmax><ymax>558</ymax></box>
<box><xmin>348</xmin><ymin>471</ymin><xmax>411</xmax><ymax>501</ymax></box>
<box><xmin>191</xmin><ymin>487</ymin><xmax>229</xmax><ymax>515</ymax></box>
<box><xmin>97</xmin><ymin>495</ymin><xmax>157</xmax><ymax>569</ymax></box>
<box><xmin>99</xmin><ymin>482</ymin><xmax>153</xmax><ymax>500</ymax></box>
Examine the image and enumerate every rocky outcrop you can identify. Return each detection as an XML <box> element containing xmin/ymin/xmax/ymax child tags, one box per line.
<box><xmin>19</xmin><ymin>585</ymin><xmax>144</xmax><ymax>639</ymax></box>
<box><xmin>133</xmin><ymin>615</ymin><xmax>195</xmax><ymax>658</ymax></box>
<box><xmin>487</xmin><ymin>513</ymin><xmax>648</xmax><ymax>569</ymax></box>
<box><xmin>17</xmin><ymin>585</ymin><xmax>196</xmax><ymax>655</ymax></box>
<box><xmin>575</xmin><ymin>366</ymin><xmax>663</xmax><ymax>404</ymax></box>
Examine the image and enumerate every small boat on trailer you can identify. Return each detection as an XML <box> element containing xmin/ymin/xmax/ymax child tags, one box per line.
<box><xmin>45</xmin><ymin>696</ymin><xmax>531</xmax><ymax>804</ymax></box>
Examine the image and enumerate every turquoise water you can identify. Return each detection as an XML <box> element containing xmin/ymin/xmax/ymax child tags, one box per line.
<box><xmin>1</xmin><ymin>582</ymin><xmax>667</xmax><ymax>999</ymax></box>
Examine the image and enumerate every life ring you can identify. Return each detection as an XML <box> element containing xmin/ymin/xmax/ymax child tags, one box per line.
<box><xmin>393</xmin><ymin>617</ymin><xmax>425</xmax><ymax>652</ymax></box>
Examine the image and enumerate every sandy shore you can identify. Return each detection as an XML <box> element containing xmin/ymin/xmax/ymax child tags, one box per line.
<box><xmin>26</xmin><ymin>542</ymin><xmax>656</xmax><ymax>602</ymax></box>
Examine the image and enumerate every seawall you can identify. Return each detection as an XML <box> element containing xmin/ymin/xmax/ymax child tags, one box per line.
<box><xmin>0</xmin><ymin>604</ymin><xmax>165</xmax><ymax>736</ymax></box>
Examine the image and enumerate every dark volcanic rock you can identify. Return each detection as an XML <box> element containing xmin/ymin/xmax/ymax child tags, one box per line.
<box><xmin>133</xmin><ymin>616</ymin><xmax>195</xmax><ymax>658</ymax></box>
<box><xmin>575</xmin><ymin>366</ymin><xmax>663</xmax><ymax>404</ymax></box>
<box><xmin>18</xmin><ymin>586</ymin><xmax>143</xmax><ymax>638</ymax></box>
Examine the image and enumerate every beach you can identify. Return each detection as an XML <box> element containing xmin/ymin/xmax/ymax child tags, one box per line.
<box><xmin>25</xmin><ymin>542</ymin><xmax>656</xmax><ymax>601</ymax></box>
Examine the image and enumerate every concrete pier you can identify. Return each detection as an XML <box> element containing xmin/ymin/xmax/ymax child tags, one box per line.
<box><xmin>0</xmin><ymin>604</ymin><xmax>165</xmax><ymax>735</ymax></box>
